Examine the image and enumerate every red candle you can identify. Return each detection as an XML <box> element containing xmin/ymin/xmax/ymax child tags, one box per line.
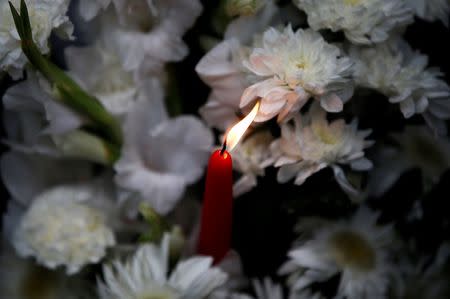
<box><xmin>197</xmin><ymin>148</ymin><xmax>233</xmax><ymax>262</ymax></box>
<box><xmin>197</xmin><ymin>101</ymin><xmax>260</xmax><ymax>263</ymax></box>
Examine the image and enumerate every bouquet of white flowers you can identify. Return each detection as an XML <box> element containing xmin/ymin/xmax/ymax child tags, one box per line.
<box><xmin>1</xmin><ymin>1</ymin><xmax>450</xmax><ymax>299</ymax></box>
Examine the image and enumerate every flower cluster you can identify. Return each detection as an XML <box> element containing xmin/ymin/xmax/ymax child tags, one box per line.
<box><xmin>1</xmin><ymin>0</ymin><xmax>450</xmax><ymax>299</ymax></box>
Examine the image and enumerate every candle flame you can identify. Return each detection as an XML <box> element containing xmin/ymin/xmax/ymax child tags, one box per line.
<box><xmin>225</xmin><ymin>101</ymin><xmax>260</xmax><ymax>151</ymax></box>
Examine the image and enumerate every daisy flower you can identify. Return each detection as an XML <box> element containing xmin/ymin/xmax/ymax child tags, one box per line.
<box><xmin>368</xmin><ymin>126</ymin><xmax>450</xmax><ymax>196</ymax></box>
<box><xmin>349</xmin><ymin>38</ymin><xmax>450</xmax><ymax>135</ymax></box>
<box><xmin>294</xmin><ymin>0</ymin><xmax>413</xmax><ymax>44</ymax></box>
<box><xmin>279</xmin><ymin>207</ymin><xmax>401</xmax><ymax>299</ymax></box>
<box><xmin>269</xmin><ymin>103</ymin><xmax>373</xmax><ymax>196</ymax></box>
<box><xmin>241</xmin><ymin>25</ymin><xmax>354</xmax><ymax>122</ymax></box>
<box><xmin>408</xmin><ymin>0</ymin><xmax>450</xmax><ymax>26</ymax></box>
<box><xmin>97</xmin><ymin>234</ymin><xmax>228</xmax><ymax>299</ymax></box>
<box><xmin>0</xmin><ymin>0</ymin><xmax>73</xmax><ymax>78</ymax></box>
<box><xmin>12</xmin><ymin>183</ymin><xmax>116</xmax><ymax>274</ymax></box>
<box><xmin>232</xmin><ymin>131</ymin><xmax>274</xmax><ymax>197</ymax></box>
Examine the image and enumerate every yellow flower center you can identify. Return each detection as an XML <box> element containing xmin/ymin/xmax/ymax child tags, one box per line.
<box><xmin>328</xmin><ymin>230</ymin><xmax>376</xmax><ymax>272</ymax></box>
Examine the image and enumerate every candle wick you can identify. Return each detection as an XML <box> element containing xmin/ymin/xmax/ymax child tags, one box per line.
<box><xmin>220</xmin><ymin>140</ymin><xmax>227</xmax><ymax>156</ymax></box>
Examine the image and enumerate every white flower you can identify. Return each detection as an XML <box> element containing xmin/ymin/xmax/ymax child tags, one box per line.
<box><xmin>98</xmin><ymin>234</ymin><xmax>228</xmax><ymax>299</ymax></box>
<box><xmin>78</xmin><ymin>0</ymin><xmax>111</xmax><ymax>21</ymax></box>
<box><xmin>294</xmin><ymin>0</ymin><xmax>413</xmax><ymax>44</ymax></box>
<box><xmin>2</xmin><ymin>71</ymin><xmax>84</xmax><ymax>155</ymax></box>
<box><xmin>408</xmin><ymin>0</ymin><xmax>450</xmax><ymax>26</ymax></box>
<box><xmin>65</xmin><ymin>41</ymin><xmax>147</xmax><ymax>116</ymax></box>
<box><xmin>12</xmin><ymin>184</ymin><xmax>116</xmax><ymax>274</ymax></box>
<box><xmin>0</xmin><ymin>0</ymin><xmax>73</xmax><ymax>79</ymax></box>
<box><xmin>94</xmin><ymin>0</ymin><xmax>202</xmax><ymax>74</ymax></box>
<box><xmin>196</xmin><ymin>1</ymin><xmax>302</xmax><ymax>131</ymax></box>
<box><xmin>241</xmin><ymin>26</ymin><xmax>354</xmax><ymax>122</ymax></box>
<box><xmin>196</xmin><ymin>39</ymin><xmax>248</xmax><ymax>131</ymax></box>
<box><xmin>0</xmin><ymin>242</ymin><xmax>93</xmax><ymax>299</ymax></box>
<box><xmin>232</xmin><ymin>131</ymin><xmax>274</xmax><ymax>197</ymax></box>
<box><xmin>367</xmin><ymin>126</ymin><xmax>450</xmax><ymax>197</ymax></box>
<box><xmin>279</xmin><ymin>207</ymin><xmax>401</xmax><ymax>299</ymax></box>
<box><xmin>349</xmin><ymin>38</ymin><xmax>450</xmax><ymax>135</ymax></box>
<box><xmin>0</xmin><ymin>151</ymin><xmax>92</xmax><ymax>208</ymax></box>
<box><xmin>270</xmin><ymin>103</ymin><xmax>373</xmax><ymax>196</ymax></box>
<box><xmin>225</xmin><ymin>0</ymin><xmax>267</xmax><ymax>17</ymax></box>
<box><xmin>114</xmin><ymin>80</ymin><xmax>213</xmax><ymax>215</ymax></box>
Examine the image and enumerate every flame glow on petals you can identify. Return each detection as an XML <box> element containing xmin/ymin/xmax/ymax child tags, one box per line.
<box><xmin>225</xmin><ymin>101</ymin><xmax>260</xmax><ymax>151</ymax></box>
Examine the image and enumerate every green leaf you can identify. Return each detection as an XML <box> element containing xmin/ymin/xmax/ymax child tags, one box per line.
<box><xmin>20</xmin><ymin>0</ymin><xmax>32</xmax><ymax>40</ymax></box>
<box><xmin>8</xmin><ymin>2</ymin><xmax>24</xmax><ymax>39</ymax></box>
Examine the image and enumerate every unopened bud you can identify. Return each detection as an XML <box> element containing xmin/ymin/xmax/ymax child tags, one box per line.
<box><xmin>52</xmin><ymin>130</ymin><xmax>112</xmax><ymax>164</ymax></box>
<box><xmin>226</xmin><ymin>0</ymin><xmax>266</xmax><ymax>17</ymax></box>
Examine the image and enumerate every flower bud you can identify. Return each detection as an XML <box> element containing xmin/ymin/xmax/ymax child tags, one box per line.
<box><xmin>225</xmin><ymin>0</ymin><xmax>266</xmax><ymax>17</ymax></box>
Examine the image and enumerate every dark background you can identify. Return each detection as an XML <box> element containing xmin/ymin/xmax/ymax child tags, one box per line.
<box><xmin>1</xmin><ymin>1</ymin><xmax>450</xmax><ymax>284</ymax></box>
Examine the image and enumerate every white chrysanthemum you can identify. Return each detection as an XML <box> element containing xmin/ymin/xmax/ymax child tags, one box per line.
<box><xmin>349</xmin><ymin>38</ymin><xmax>450</xmax><ymax>135</ymax></box>
<box><xmin>408</xmin><ymin>0</ymin><xmax>450</xmax><ymax>26</ymax></box>
<box><xmin>294</xmin><ymin>0</ymin><xmax>413</xmax><ymax>44</ymax></box>
<box><xmin>0</xmin><ymin>0</ymin><xmax>73</xmax><ymax>79</ymax></box>
<box><xmin>241</xmin><ymin>26</ymin><xmax>354</xmax><ymax>122</ymax></box>
<box><xmin>98</xmin><ymin>234</ymin><xmax>228</xmax><ymax>299</ymax></box>
<box><xmin>0</xmin><ymin>242</ymin><xmax>93</xmax><ymax>299</ymax></box>
<box><xmin>13</xmin><ymin>184</ymin><xmax>116</xmax><ymax>275</ymax></box>
<box><xmin>279</xmin><ymin>207</ymin><xmax>400</xmax><ymax>299</ymax></box>
<box><xmin>232</xmin><ymin>131</ymin><xmax>273</xmax><ymax>197</ymax></box>
<box><xmin>368</xmin><ymin>126</ymin><xmax>450</xmax><ymax>196</ymax></box>
<box><xmin>196</xmin><ymin>1</ymin><xmax>283</xmax><ymax>131</ymax></box>
<box><xmin>65</xmin><ymin>41</ymin><xmax>147</xmax><ymax>116</ymax></box>
<box><xmin>269</xmin><ymin>103</ymin><xmax>373</xmax><ymax>196</ymax></box>
<box><xmin>114</xmin><ymin>80</ymin><xmax>213</xmax><ymax>216</ymax></box>
<box><xmin>93</xmin><ymin>0</ymin><xmax>202</xmax><ymax>74</ymax></box>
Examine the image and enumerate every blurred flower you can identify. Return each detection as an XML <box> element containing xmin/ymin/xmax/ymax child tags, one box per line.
<box><xmin>368</xmin><ymin>126</ymin><xmax>450</xmax><ymax>196</ymax></box>
<box><xmin>0</xmin><ymin>0</ymin><xmax>73</xmax><ymax>79</ymax></box>
<box><xmin>294</xmin><ymin>0</ymin><xmax>413</xmax><ymax>44</ymax></box>
<box><xmin>241</xmin><ymin>26</ymin><xmax>354</xmax><ymax>122</ymax></box>
<box><xmin>65</xmin><ymin>41</ymin><xmax>147</xmax><ymax>117</ymax></box>
<box><xmin>350</xmin><ymin>38</ymin><xmax>450</xmax><ymax>135</ymax></box>
<box><xmin>408</xmin><ymin>0</ymin><xmax>449</xmax><ymax>26</ymax></box>
<box><xmin>232</xmin><ymin>131</ymin><xmax>274</xmax><ymax>197</ymax></box>
<box><xmin>0</xmin><ymin>242</ymin><xmax>93</xmax><ymax>299</ymax></box>
<box><xmin>12</xmin><ymin>183</ymin><xmax>116</xmax><ymax>274</ymax></box>
<box><xmin>196</xmin><ymin>38</ymin><xmax>248</xmax><ymax>131</ymax></box>
<box><xmin>92</xmin><ymin>0</ymin><xmax>202</xmax><ymax>74</ymax></box>
<box><xmin>2</xmin><ymin>71</ymin><xmax>83</xmax><ymax>155</ymax></box>
<box><xmin>397</xmin><ymin>243</ymin><xmax>450</xmax><ymax>299</ymax></box>
<box><xmin>98</xmin><ymin>234</ymin><xmax>228</xmax><ymax>299</ymax></box>
<box><xmin>114</xmin><ymin>80</ymin><xmax>213</xmax><ymax>216</ymax></box>
<box><xmin>279</xmin><ymin>207</ymin><xmax>400</xmax><ymax>299</ymax></box>
<box><xmin>269</xmin><ymin>103</ymin><xmax>373</xmax><ymax>196</ymax></box>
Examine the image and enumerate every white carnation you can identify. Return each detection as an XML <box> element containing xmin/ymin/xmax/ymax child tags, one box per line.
<box><xmin>241</xmin><ymin>26</ymin><xmax>353</xmax><ymax>122</ymax></box>
<box><xmin>0</xmin><ymin>0</ymin><xmax>73</xmax><ymax>79</ymax></box>
<box><xmin>270</xmin><ymin>103</ymin><xmax>373</xmax><ymax>196</ymax></box>
<box><xmin>349</xmin><ymin>38</ymin><xmax>450</xmax><ymax>134</ymax></box>
<box><xmin>294</xmin><ymin>0</ymin><xmax>413</xmax><ymax>44</ymax></box>
<box><xmin>13</xmin><ymin>184</ymin><xmax>116</xmax><ymax>275</ymax></box>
